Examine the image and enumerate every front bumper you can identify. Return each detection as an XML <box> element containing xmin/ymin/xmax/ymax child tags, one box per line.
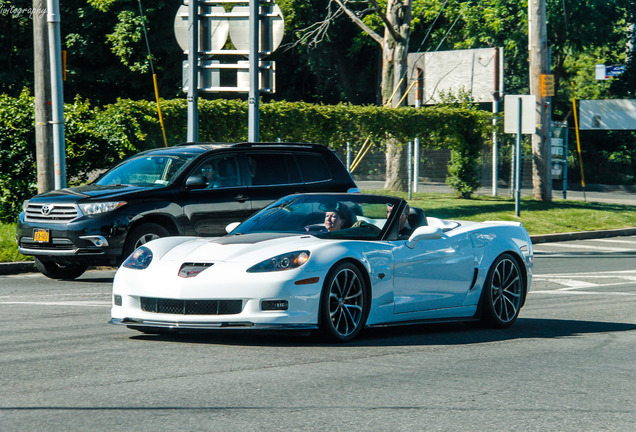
<box><xmin>110</xmin><ymin>317</ymin><xmax>318</xmax><ymax>331</ymax></box>
<box><xmin>16</xmin><ymin>211</ymin><xmax>129</xmax><ymax>263</ymax></box>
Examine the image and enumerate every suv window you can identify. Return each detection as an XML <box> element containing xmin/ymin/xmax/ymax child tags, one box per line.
<box><xmin>295</xmin><ymin>153</ymin><xmax>332</xmax><ymax>183</ymax></box>
<box><xmin>248</xmin><ymin>153</ymin><xmax>291</xmax><ymax>186</ymax></box>
<box><xmin>193</xmin><ymin>154</ymin><xmax>242</xmax><ymax>188</ymax></box>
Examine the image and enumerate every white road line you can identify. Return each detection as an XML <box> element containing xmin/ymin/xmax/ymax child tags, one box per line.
<box><xmin>532</xmin><ymin>269</ymin><xmax>636</xmax><ymax>295</ymax></box>
<box><xmin>0</xmin><ymin>301</ymin><xmax>109</xmax><ymax>307</ymax></box>
<box><xmin>533</xmin><ymin>243</ymin><xmax>634</xmax><ymax>252</ymax></box>
<box><xmin>535</xmin><ymin>269</ymin><xmax>636</xmax><ymax>278</ymax></box>
<box><xmin>531</xmin><ymin>290</ymin><xmax>636</xmax><ymax>296</ymax></box>
<box><xmin>593</xmin><ymin>238</ymin><xmax>636</xmax><ymax>245</ymax></box>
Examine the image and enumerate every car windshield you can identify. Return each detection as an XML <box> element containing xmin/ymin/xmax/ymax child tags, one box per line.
<box><xmin>231</xmin><ymin>194</ymin><xmax>402</xmax><ymax>240</ymax></box>
<box><xmin>95</xmin><ymin>154</ymin><xmax>195</xmax><ymax>186</ymax></box>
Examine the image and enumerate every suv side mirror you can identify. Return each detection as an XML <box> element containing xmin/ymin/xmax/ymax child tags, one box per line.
<box><xmin>185</xmin><ymin>175</ymin><xmax>208</xmax><ymax>190</ymax></box>
<box><xmin>406</xmin><ymin>226</ymin><xmax>443</xmax><ymax>249</ymax></box>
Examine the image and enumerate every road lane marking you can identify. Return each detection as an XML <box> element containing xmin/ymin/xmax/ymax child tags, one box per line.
<box><xmin>532</xmin><ymin>269</ymin><xmax>636</xmax><ymax>295</ymax></box>
<box><xmin>534</xmin><ymin>243</ymin><xmax>634</xmax><ymax>252</ymax></box>
<box><xmin>0</xmin><ymin>300</ymin><xmax>109</xmax><ymax>307</ymax></box>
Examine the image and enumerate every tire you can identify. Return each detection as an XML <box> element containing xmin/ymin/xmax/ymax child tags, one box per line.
<box><xmin>319</xmin><ymin>262</ymin><xmax>369</xmax><ymax>342</ymax></box>
<box><xmin>34</xmin><ymin>257</ymin><xmax>88</xmax><ymax>280</ymax></box>
<box><xmin>479</xmin><ymin>253</ymin><xmax>524</xmax><ymax>328</ymax></box>
<box><xmin>122</xmin><ymin>223</ymin><xmax>170</xmax><ymax>259</ymax></box>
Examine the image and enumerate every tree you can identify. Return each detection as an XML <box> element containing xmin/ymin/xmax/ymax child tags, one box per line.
<box><xmin>298</xmin><ymin>0</ymin><xmax>413</xmax><ymax>190</ymax></box>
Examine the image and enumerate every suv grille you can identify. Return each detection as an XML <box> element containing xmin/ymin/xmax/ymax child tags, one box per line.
<box><xmin>25</xmin><ymin>203</ymin><xmax>79</xmax><ymax>223</ymax></box>
<box><xmin>140</xmin><ymin>297</ymin><xmax>244</xmax><ymax>315</ymax></box>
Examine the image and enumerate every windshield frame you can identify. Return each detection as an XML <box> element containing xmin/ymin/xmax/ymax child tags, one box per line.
<box><xmin>94</xmin><ymin>151</ymin><xmax>199</xmax><ymax>187</ymax></box>
<box><xmin>230</xmin><ymin>193</ymin><xmax>405</xmax><ymax>241</ymax></box>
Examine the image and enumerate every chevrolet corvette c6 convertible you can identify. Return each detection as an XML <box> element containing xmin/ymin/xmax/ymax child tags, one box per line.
<box><xmin>110</xmin><ymin>193</ymin><xmax>533</xmax><ymax>342</ymax></box>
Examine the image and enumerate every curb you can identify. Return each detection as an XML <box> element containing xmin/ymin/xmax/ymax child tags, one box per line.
<box><xmin>530</xmin><ymin>227</ymin><xmax>636</xmax><ymax>244</ymax></box>
<box><xmin>0</xmin><ymin>261</ymin><xmax>36</xmax><ymax>275</ymax></box>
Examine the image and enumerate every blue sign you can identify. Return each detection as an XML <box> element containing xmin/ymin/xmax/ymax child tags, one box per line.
<box><xmin>606</xmin><ymin>65</ymin><xmax>626</xmax><ymax>78</ymax></box>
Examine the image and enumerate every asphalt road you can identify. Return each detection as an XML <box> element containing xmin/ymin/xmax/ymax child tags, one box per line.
<box><xmin>1</xmin><ymin>236</ymin><xmax>635</xmax><ymax>431</ymax></box>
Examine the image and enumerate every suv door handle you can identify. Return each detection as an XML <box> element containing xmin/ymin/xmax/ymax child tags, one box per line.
<box><xmin>234</xmin><ymin>194</ymin><xmax>249</xmax><ymax>203</ymax></box>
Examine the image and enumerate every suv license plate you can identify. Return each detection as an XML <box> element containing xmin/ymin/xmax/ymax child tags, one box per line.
<box><xmin>33</xmin><ymin>229</ymin><xmax>50</xmax><ymax>243</ymax></box>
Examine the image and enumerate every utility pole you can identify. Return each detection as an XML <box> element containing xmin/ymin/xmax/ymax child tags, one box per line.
<box><xmin>33</xmin><ymin>0</ymin><xmax>54</xmax><ymax>193</ymax></box>
<box><xmin>529</xmin><ymin>0</ymin><xmax>552</xmax><ymax>201</ymax></box>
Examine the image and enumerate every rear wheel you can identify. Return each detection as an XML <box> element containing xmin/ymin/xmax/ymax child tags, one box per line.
<box><xmin>319</xmin><ymin>262</ymin><xmax>369</xmax><ymax>342</ymax></box>
<box><xmin>122</xmin><ymin>223</ymin><xmax>170</xmax><ymax>259</ymax></box>
<box><xmin>479</xmin><ymin>253</ymin><xmax>524</xmax><ymax>328</ymax></box>
<box><xmin>34</xmin><ymin>257</ymin><xmax>88</xmax><ymax>280</ymax></box>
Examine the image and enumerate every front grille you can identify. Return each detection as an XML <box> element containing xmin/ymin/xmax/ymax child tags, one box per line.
<box><xmin>25</xmin><ymin>203</ymin><xmax>79</xmax><ymax>223</ymax></box>
<box><xmin>140</xmin><ymin>297</ymin><xmax>244</xmax><ymax>315</ymax></box>
<box><xmin>20</xmin><ymin>239</ymin><xmax>75</xmax><ymax>251</ymax></box>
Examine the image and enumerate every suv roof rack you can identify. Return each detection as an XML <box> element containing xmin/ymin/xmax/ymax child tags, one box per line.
<box><xmin>176</xmin><ymin>142</ymin><xmax>326</xmax><ymax>150</ymax></box>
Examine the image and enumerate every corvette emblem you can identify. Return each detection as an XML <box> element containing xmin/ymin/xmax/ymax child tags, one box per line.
<box><xmin>41</xmin><ymin>204</ymin><xmax>53</xmax><ymax>216</ymax></box>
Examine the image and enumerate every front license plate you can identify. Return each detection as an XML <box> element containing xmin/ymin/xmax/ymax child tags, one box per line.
<box><xmin>33</xmin><ymin>229</ymin><xmax>50</xmax><ymax>243</ymax></box>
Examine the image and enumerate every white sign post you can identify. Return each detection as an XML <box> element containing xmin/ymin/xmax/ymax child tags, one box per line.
<box><xmin>504</xmin><ymin>95</ymin><xmax>536</xmax><ymax>216</ymax></box>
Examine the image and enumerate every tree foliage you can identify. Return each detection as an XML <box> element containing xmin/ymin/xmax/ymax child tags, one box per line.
<box><xmin>0</xmin><ymin>92</ymin><xmax>492</xmax><ymax>220</ymax></box>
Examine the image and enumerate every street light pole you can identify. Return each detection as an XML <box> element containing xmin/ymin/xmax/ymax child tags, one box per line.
<box><xmin>187</xmin><ymin>0</ymin><xmax>199</xmax><ymax>142</ymax></box>
<box><xmin>47</xmin><ymin>0</ymin><xmax>66</xmax><ymax>189</ymax></box>
<box><xmin>34</xmin><ymin>0</ymin><xmax>53</xmax><ymax>193</ymax></box>
<box><xmin>248</xmin><ymin>0</ymin><xmax>259</xmax><ymax>142</ymax></box>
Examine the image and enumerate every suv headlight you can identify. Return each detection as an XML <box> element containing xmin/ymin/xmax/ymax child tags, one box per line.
<box><xmin>247</xmin><ymin>251</ymin><xmax>310</xmax><ymax>273</ymax></box>
<box><xmin>79</xmin><ymin>201</ymin><xmax>126</xmax><ymax>216</ymax></box>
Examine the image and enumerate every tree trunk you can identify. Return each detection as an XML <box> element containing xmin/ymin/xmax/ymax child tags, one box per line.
<box><xmin>381</xmin><ymin>0</ymin><xmax>411</xmax><ymax>191</ymax></box>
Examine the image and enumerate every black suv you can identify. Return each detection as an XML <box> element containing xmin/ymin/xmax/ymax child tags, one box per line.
<box><xmin>17</xmin><ymin>142</ymin><xmax>359</xmax><ymax>279</ymax></box>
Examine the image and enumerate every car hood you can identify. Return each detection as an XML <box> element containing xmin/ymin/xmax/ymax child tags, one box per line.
<box><xmin>158</xmin><ymin>233</ymin><xmax>325</xmax><ymax>264</ymax></box>
<box><xmin>29</xmin><ymin>184</ymin><xmax>160</xmax><ymax>203</ymax></box>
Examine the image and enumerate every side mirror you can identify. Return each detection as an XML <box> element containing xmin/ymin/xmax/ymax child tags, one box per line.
<box><xmin>225</xmin><ymin>222</ymin><xmax>241</xmax><ymax>234</ymax></box>
<box><xmin>185</xmin><ymin>175</ymin><xmax>207</xmax><ymax>190</ymax></box>
<box><xmin>406</xmin><ymin>226</ymin><xmax>443</xmax><ymax>248</ymax></box>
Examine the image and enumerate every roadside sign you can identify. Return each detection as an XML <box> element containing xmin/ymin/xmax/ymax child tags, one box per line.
<box><xmin>504</xmin><ymin>95</ymin><xmax>536</xmax><ymax>134</ymax></box>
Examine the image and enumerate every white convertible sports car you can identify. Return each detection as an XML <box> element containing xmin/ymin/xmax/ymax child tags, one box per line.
<box><xmin>110</xmin><ymin>193</ymin><xmax>533</xmax><ymax>342</ymax></box>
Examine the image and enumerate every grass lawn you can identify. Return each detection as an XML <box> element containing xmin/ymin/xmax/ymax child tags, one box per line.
<box><xmin>2</xmin><ymin>191</ymin><xmax>635</xmax><ymax>263</ymax></box>
<box><xmin>364</xmin><ymin>190</ymin><xmax>636</xmax><ymax>235</ymax></box>
<box><xmin>0</xmin><ymin>223</ymin><xmax>29</xmax><ymax>262</ymax></box>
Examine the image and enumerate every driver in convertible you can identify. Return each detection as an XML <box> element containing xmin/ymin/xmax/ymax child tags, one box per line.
<box><xmin>324</xmin><ymin>203</ymin><xmax>353</xmax><ymax>232</ymax></box>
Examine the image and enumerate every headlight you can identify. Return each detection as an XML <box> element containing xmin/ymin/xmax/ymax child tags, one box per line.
<box><xmin>122</xmin><ymin>246</ymin><xmax>153</xmax><ymax>270</ymax></box>
<box><xmin>22</xmin><ymin>200</ymin><xmax>29</xmax><ymax>212</ymax></box>
<box><xmin>78</xmin><ymin>201</ymin><xmax>126</xmax><ymax>216</ymax></box>
<box><xmin>247</xmin><ymin>250</ymin><xmax>310</xmax><ymax>273</ymax></box>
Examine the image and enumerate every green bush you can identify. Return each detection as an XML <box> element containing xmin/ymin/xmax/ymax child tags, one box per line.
<box><xmin>0</xmin><ymin>93</ymin><xmax>492</xmax><ymax>221</ymax></box>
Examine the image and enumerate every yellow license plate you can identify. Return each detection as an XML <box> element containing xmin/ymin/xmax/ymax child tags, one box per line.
<box><xmin>33</xmin><ymin>229</ymin><xmax>50</xmax><ymax>243</ymax></box>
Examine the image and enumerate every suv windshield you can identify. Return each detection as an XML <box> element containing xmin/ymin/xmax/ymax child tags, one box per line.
<box><xmin>95</xmin><ymin>154</ymin><xmax>194</xmax><ymax>186</ymax></box>
<box><xmin>232</xmin><ymin>194</ymin><xmax>401</xmax><ymax>240</ymax></box>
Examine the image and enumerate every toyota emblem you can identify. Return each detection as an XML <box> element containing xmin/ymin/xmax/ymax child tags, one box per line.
<box><xmin>41</xmin><ymin>204</ymin><xmax>53</xmax><ymax>216</ymax></box>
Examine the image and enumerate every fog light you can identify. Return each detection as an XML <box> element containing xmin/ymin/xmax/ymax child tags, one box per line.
<box><xmin>113</xmin><ymin>295</ymin><xmax>122</xmax><ymax>306</ymax></box>
<box><xmin>261</xmin><ymin>300</ymin><xmax>288</xmax><ymax>311</ymax></box>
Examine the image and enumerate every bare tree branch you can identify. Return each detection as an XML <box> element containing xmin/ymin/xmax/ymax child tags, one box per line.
<box><xmin>285</xmin><ymin>1</ymin><xmax>346</xmax><ymax>50</ymax></box>
<box><xmin>332</xmin><ymin>0</ymin><xmax>383</xmax><ymax>45</ymax></box>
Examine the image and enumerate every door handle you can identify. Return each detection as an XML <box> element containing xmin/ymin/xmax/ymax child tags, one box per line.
<box><xmin>234</xmin><ymin>194</ymin><xmax>249</xmax><ymax>203</ymax></box>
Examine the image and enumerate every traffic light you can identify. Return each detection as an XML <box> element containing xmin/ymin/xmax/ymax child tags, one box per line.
<box><xmin>540</xmin><ymin>74</ymin><xmax>555</xmax><ymax>97</ymax></box>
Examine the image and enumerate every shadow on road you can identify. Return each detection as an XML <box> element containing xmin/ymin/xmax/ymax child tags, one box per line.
<box><xmin>129</xmin><ymin>317</ymin><xmax>636</xmax><ymax>347</ymax></box>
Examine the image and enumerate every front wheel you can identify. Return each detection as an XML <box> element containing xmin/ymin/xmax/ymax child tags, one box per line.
<box><xmin>319</xmin><ymin>262</ymin><xmax>369</xmax><ymax>342</ymax></box>
<box><xmin>479</xmin><ymin>253</ymin><xmax>524</xmax><ymax>328</ymax></box>
<box><xmin>34</xmin><ymin>257</ymin><xmax>88</xmax><ymax>280</ymax></box>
